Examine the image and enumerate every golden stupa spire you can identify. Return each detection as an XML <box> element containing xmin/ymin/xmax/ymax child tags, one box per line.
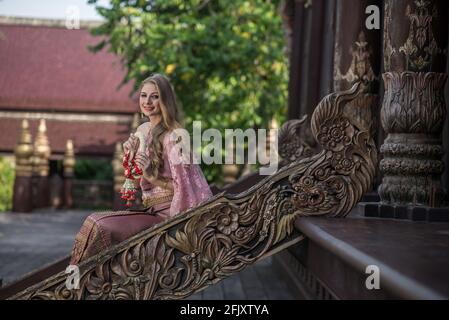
<box><xmin>14</xmin><ymin>119</ymin><xmax>34</xmax><ymax>176</ymax></box>
<box><xmin>33</xmin><ymin>119</ymin><xmax>51</xmax><ymax>176</ymax></box>
<box><xmin>63</xmin><ymin>139</ymin><xmax>75</xmax><ymax>177</ymax></box>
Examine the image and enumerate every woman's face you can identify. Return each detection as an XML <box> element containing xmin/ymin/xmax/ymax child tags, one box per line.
<box><xmin>140</xmin><ymin>82</ymin><xmax>161</xmax><ymax>117</ymax></box>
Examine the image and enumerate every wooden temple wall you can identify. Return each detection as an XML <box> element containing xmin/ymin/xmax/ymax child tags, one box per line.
<box><xmin>282</xmin><ymin>0</ymin><xmax>449</xmax><ymax>299</ymax></box>
<box><xmin>286</xmin><ymin>0</ymin><xmax>449</xmax><ymax>193</ymax></box>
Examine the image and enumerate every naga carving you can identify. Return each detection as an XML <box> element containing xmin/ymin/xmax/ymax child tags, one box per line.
<box><xmin>10</xmin><ymin>82</ymin><xmax>376</xmax><ymax>300</ymax></box>
<box><xmin>278</xmin><ymin>114</ymin><xmax>316</xmax><ymax>165</ymax></box>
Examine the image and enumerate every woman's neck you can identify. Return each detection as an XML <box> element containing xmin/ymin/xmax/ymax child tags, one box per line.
<box><xmin>148</xmin><ymin>115</ymin><xmax>162</xmax><ymax>130</ymax></box>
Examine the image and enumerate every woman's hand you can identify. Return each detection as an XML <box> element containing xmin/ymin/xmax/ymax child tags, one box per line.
<box><xmin>123</xmin><ymin>133</ymin><xmax>140</xmax><ymax>159</ymax></box>
<box><xmin>134</xmin><ymin>152</ymin><xmax>150</xmax><ymax>172</ymax></box>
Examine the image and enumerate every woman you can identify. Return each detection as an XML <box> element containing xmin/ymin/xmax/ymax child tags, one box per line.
<box><xmin>70</xmin><ymin>74</ymin><xmax>213</xmax><ymax>265</ymax></box>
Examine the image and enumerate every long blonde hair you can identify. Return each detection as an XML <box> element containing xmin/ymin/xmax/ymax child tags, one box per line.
<box><xmin>139</xmin><ymin>73</ymin><xmax>183</xmax><ymax>179</ymax></box>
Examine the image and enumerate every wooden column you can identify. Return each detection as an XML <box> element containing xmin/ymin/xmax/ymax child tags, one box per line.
<box><xmin>333</xmin><ymin>0</ymin><xmax>381</xmax><ymax>109</ymax></box>
<box><xmin>12</xmin><ymin>119</ymin><xmax>33</xmax><ymax>212</ymax></box>
<box><xmin>63</xmin><ymin>140</ymin><xmax>75</xmax><ymax>209</ymax></box>
<box><xmin>286</xmin><ymin>0</ymin><xmax>306</xmax><ymax>121</ymax></box>
<box><xmin>333</xmin><ymin>0</ymin><xmax>382</xmax><ymax>192</ymax></box>
<box><xmin>379</xmin><ymin>0</ymin><xmax>448</xmax><ymax>207</ymax></box>
<box><xmin>284</xmin><ymin>0</ymin><xmax>336</xmax><ymax>155</ymax></box>
<box><xmin>32</xmin><ymin>119</ymin><xmax>51</xmax><ymax>208</ymax></box>
<box><xmin>286</xmin><ymin>0</ymin><xmax>335</xmax><ymax>121</ymax></box>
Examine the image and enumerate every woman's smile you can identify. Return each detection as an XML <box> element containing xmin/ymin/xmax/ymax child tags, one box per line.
<box><xmin>143</xmin><ymin>105</ymin><xmax>156</xmax><ymax>112</ymax></box>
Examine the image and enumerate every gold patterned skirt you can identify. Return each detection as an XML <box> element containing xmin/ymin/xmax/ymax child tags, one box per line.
<box><xmin>70</xmin><ymin>192</ymin><xmax>173</xmax><ymax>265</ymax></box>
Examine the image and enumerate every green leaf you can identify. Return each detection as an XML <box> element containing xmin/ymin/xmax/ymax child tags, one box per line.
<box><xmin>87</xmin><ymin>0</ymin><xmax>289</xmax><ymax>184</ymax></box>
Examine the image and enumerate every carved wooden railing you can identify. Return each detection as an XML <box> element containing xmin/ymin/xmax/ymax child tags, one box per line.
<box><xmin>10</xmin><ymin>82</ymin><xmax>376</xmax><ymax>300</ymax></box>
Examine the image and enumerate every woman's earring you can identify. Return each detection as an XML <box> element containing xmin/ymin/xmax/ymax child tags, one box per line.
<box><xmin>141</xmin><ymin>113</ymin><xmax>144</xmax><ymax>119</ymax></box>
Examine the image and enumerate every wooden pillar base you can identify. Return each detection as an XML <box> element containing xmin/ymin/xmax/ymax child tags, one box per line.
<box><xmin>33</xmin><ymin>176</ymin><xmax>50</xmax><ymax>209</ymax></box>
<box><xmin>379</xmin><ymin>72</ymin><xmax>447</xmax><ymax>207</ymax></box>
<box><xmin>63</xmin><ymin>178</ymin><xmax>73</xmax><ymax>209</ymax></box>
<box><xmin>12</xmin><ymin>176</ymin><xmax>33</xmax><ymax>213</ymax></box>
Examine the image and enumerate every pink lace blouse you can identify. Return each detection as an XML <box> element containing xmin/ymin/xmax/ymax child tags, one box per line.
<box><xmin>139</xmin><ymin>129</ymin><xmax>213</xmax><ymax>217</ymax></box>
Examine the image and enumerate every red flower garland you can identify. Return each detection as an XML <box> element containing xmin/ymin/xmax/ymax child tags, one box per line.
<box><xmin>122</xmin><ymin>151</ymin><xmax>143</xmax><ymax>179</ymax></box>
<box><xmin>120</xmin><ymin>151</ymin><xmax>144</xmax><ymax>206</ymax></box>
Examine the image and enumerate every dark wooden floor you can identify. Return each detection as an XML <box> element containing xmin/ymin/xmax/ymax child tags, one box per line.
<box><xmin>0</xmin><ymin>209</ymin><xmax>298</xmax><ymax>299</ymax></box>
<box><xmin>187</xmin><ymin>256</ymin><xmax>297</xmax><ymax>300</ymax></box>
<box><xmin>0</xmin><ymin>209</ymin><xmax>91</xmax><ymax>285</ymax></box>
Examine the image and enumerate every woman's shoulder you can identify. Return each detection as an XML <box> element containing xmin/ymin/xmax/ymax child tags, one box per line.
<box><xmin>162</xmin><ymin>126</ymin><xmax>185</xmax><ymax>144</ymax></box>
<box><xmin>136</xmin><ymin>122</ymin><xmax>151</xmax><ymax>134</ymax></box>
<box><xmin>162</xmin><ymin>130</ymin><xmax>176</xmax><ymax>147</ymax></box>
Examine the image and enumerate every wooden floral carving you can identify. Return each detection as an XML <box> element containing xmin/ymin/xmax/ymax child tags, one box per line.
<box><xmin>11</xmin><ymin>82</ymin><xmax>376</xmax><ymax>300</ymax></box>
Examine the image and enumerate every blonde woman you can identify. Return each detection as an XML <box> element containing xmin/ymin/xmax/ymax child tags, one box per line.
<box><xmin>70</xmin><ymin>74</ymin><xmax>212</xmax><ymax>264</ymax></box>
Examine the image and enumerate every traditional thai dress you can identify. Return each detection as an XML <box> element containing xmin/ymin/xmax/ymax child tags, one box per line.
<box><xmin>70</xmin><ymin>130</ymin><xmax>213</xmax><ymax>265</ymax></box>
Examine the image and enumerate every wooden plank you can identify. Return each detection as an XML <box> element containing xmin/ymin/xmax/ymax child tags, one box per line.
<box><xmin>221</xmin><ymin>274</ymin><xmax>246</xmax><ymax>300</ymax></box>
<box><xmin>254</xmin><ymin>257</ymin><xmax>297</xmax><ymax>300</ymax></box>
<box><xmin>202</xmin><ymin>280</ymin><xmax>225</xmax><ymax>300</ymax></box>
<box><xmin>239</xmin><ymin>267</ymin><xmax>268</xmax><ymax>300</ymax></box>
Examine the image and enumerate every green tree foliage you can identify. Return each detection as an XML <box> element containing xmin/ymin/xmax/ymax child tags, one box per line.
<box><xmin>88</xmin><ymin>0</ymin><xmax>289</xmax><ymax>183</ymax></box>
<box><xmin>74</xmin><ymin>159</ymin><xmax>113</xmax><ymax>181</ymax></box>
<box><xmin>0</xmin><ymin>157</ymin><xmax>15</xmax><ymax>212</ymax></box>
